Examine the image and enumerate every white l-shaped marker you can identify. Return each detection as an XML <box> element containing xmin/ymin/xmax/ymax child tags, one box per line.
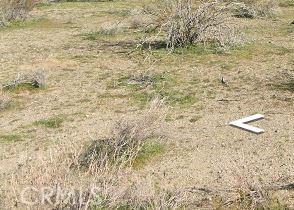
<box><xmin>229</xmin><ymin>114</ymin><xmax>265</xmax><ymax>134</ymax></box>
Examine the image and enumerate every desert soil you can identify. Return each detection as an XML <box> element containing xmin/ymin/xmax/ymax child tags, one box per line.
<box><xmin>0</xmin><ymin>0</ymin><xmax>293</xmax><ymax>209</ymax></box>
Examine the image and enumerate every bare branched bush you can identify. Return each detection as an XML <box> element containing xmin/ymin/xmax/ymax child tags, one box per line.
<box><xmin>79</xmin><ymin>97</ymin><xmax>166</xmax><ymax>169</ymax></box>
<box><xmin>233</xmin><ymin>0</ymin><xmax>279</xmax><ymax>18</ymax></box>
<box><xmin>147</xmin><ymin>0</ymin><xmax>241</xmax><ymax>49</ymax></box>
<box><xmin>1</xmin><ymin>99</ymin><xmax>173</xmax><ymax>210</ymax></box>
<box><xmin>3</xmin><ymin>69</ymin><xmax>45</xmax><ymax>91</ymax></box>
<box><xmin>0</xmin><ymin>0</ymin><xmax>36</xmax><ymax>26</ymax></box>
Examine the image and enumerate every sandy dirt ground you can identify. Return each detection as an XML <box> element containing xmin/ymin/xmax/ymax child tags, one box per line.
<box><xmin>0</xmin><ymin>1</ymin><xmax>293</xmax><ymax>209</ymax></box>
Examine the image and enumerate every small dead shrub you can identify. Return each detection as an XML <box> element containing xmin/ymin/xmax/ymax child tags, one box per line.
<box><xmin>1</xmin><ymin>99</ymin><xmax>172</xmax><ymax>210</ymax></box>
<box><xmin>79</xmin><ymin>98</ymin><xmax>166</xmax><ymax>169</ymax></box>
<box><xmin>3</xmin><ymin>69</ymin><xmax>45</xmax><ymax>91</ymax></box>
<box><xmin>0</xmin><ymin>0</ymin><xmax>37</xmax><ymax>26</ymax></box>
<box><xmin>147</xmin><ymin>0</ymin><xmax>241</xmax><ymax>49</ymax></box>
<box><xmin>233</xmin><ymin>2</ymin><xmax>256</xmax><ymax>18</ymax></box>
<box><xmin>233</xmin><ymin>0</ymin><xmax>279</xmax><ymax>18</ymax></box>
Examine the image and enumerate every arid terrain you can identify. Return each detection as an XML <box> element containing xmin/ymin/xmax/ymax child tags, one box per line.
<box><xmin>0</xmin><ymin>0</ymin><xmax>293</xmax><ymax>209</ymax></box>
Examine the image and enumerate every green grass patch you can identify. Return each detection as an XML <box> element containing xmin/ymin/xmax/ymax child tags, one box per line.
<box><xmin>153</xmin><ymin>41</ymin><xmax>247</xmax><ymax>57</ymax></box>
<box><xmin>3</xmin><ymin>83</ymin><xmax>45</xmax><ymax>94</ymax></box>
<box><xmin>149</xmin><ymin>89</ymin><xmax>197</xmax><ymax>108</ymax></box>
<box><xmin>173</xmin><ymin>42</ymin><xmax>226</xmax><ymax>55</ymax></box>
<box><xmin>35</xmin><ymin>2</ymin><xmax>52</xmax><ymax>8</ymax></box>
<box><xmin>130</xmin><ymin>89</ymin><xmax>198</xmax><ymax>108</ymax></box>
<box><xmin>148</xmin><ymin>42</ymin><xmax>229</xmax><ymax>60</ymax></box>
<box><xmin>140</xmin><ymin>43</ymin><xmax>254</xmax><ymax>68</ymax></box>
<box><xmin>0</xmin><ymin>18</ymin><xmax>61</xmax><ymax>31</ymax></box>
<box><xmin>115</xmin><ymin>73</ymin><xmax>199</xmax><ymax>108</ymax></box>
<box><xmin>0</xmin><ymin>133</ymin><xmax>23</xmax><ymax>143</ymax></box>
<box><xmin>33</xmin><ymin>115</ymin><xmax>65</xmax><ymax>128</ymax></box>
<box><xmin>134</xmin><ymin>142</ymin><xmax>165</xmax><ymax>168</ymax></box>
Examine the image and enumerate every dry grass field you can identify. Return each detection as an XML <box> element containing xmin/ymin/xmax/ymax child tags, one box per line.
<box><xmin>0</xmin><ymin>0</ymin><xmax>293</xmax><ymax>209</ymax></box>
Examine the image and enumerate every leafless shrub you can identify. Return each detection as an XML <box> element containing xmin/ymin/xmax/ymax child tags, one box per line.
<box><xmin>232</xmin><ymin>2</ymin><xmax>256</xmax><ymax>18</ymax></box>
<box><xmin>3</xmin><ymin>69</ymin><xmax>45</xmax><ymax>91</ymax></box>
<box><xmin>1</xmin><ymin>99</ymin><xmax>172</xmax><ymax>210</ymax></box>
<box><xmin>203</xmin><ymin>22</ymin><xmax>243</xmax><ymax>50</ymax></box>
<box><xmin>0</xmin><ymin>0</ymin><xmax>37</xmax><ymax>26</ymax></box>
<box><xmin>233</xmin><ymin>0</ymin><xmax>279</xmax><ymax>18</ymax></box>
<box><xmin>78</xmin><ymin>97</ymin><xmax>166</xmax><ymax>169</ymax></box>
<box><xmin>147</xmin><ymin>0</ymin><xmax>241</xmax><ymax>49</ymax></box>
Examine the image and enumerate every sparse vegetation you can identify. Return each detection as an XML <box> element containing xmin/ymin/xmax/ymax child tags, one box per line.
<box><xmin>0</xmin><ymin>133</ymin><xmax>23</xmax><ymax>143</ymax></box>
<box><xmin>233</xmin><ymin>0</ymin><xmax>279</xmax><ymax>18</ymax></box>
<box><xmin>2</xmin><ymin>70</ymin><xmax>45</xmax><ymax>92</ymax></box>
<box><xmin>147</xmin><ymin>0</ymin><xmax>242</xmax><ymax>49</ymax></box>
<box><xmin>82</xmin><ymin>25</ymin><xmax>121</xmax><ymax>40</ymax></box>
<box><xmin>78</xmin><ymin>98</ymin><xmax>166</xmax><ymax>169</ymax></box>
<box><xmin>33</xmin><ymin>115</ymin><xmax>65</xmax><ymax>128</ymax></box>
<box><xmin>111</xmin><ymin>73</ymin><xmax>198</xmax><ymax>107</ymax></box>
<box><xmin>0</xmin><ymin>0</ymin><xmax>37</xmax><ymax>26</ymax></box>
<box><xmin>214</xmin><ymin>190</ymin><xmax>290</xmax><ymax>210</ymax></box>
<box><xmin>134</xmin><ymin>141</ymin><xmax>165</xmax><ymax>168</ymax></box>
<box><xmin>2</xmin><ymin>100</ymin><xmax>173</xmax><ymax>209</ymax></box>
<box><xmin>0</xmin><ymin>0</ymin><xmax>293</xmax><ymax>209</ymax></box>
